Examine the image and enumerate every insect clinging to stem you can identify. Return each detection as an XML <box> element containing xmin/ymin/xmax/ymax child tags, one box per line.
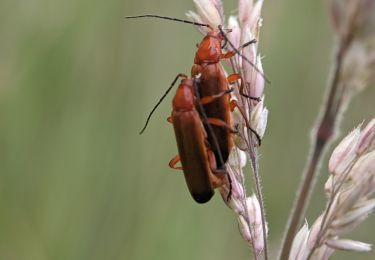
<box><xmin>126</xmin><ymin>14</ymin><xmax>265</xmax><ymax>166</ymax></box>
<box><xmin>166</xmin><ymin>74</ymin><xmax>232</xmax><ymax>203</ymax></box>
<box><xmin>127</xmin><ymin>13</ymin><xmax>266</xmax><ymax>202</ymax></box>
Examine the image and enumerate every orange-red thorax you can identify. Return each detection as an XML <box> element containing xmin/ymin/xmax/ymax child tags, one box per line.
<box><xmin>194</xmin><ymin>31</ymin><xmax>224</xmax><ymax>65</ymax></box>
<box><xmin>172</xmin><ymin>79</ymin><xmax>195</xmax><ymax>111</ymax></box>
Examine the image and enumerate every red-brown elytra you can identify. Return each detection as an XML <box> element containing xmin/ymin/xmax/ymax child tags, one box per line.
<box><xmin>137</xmin><ymin>71</ymin><xmax>233</xmax><ymax>203</ymax></box>
<box><xmin>167</xmin><ymin>74</ymin><xmax>231</xmax><ymax>203</ymax></box>
<box><xmin>191</xmin><ymin>31</ymin><xmax>242</xmax><ymax>169</ymax></box>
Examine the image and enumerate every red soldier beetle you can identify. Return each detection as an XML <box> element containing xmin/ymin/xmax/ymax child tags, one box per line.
<box><xmin>145</xmin><ymin>73</ymin><xmax>232</xmax><ymax>203</ymax></box>
<box><xmin>128</xmin><ymin>15</ymin><xmax>265</xmax><ymax>200</ymax></box>
<box><xmin>126</xmin><ymin>14</ymin><xmax>265</xmax><ymax>167</ymax></box>
<box><xmin>191</xmin><ymin>63</ymin><xmax>235</xmax><ymax>168</ymax></box>
<box><xmin>191</xmin><ymin>25</ymin><xmax>263</xmax><ymax>167</ymax></box>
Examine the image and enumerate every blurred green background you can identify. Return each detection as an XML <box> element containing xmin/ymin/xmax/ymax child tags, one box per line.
<box><xmin>0</xmin><ymin>0</ymin><xmax>374</xmax><ymax>259</ymax></box>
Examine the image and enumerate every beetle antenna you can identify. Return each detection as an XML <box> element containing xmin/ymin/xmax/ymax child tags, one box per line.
<box><xmin>218</xmin><ymin>25</ymin><xmax>271</xmax><ymax>84</ymax></box>
<box><xmin>235</xmin><ymin>103</ymin><xmax>262</xmax><ymax>146</ymax></box>
<box><xmin>139</xmin><ymin>73</ymin><xmax>187</xmax><ymax>134</ymax></box>
<box><xmin>222</xmin><ymin>38</ymin><xmax>256</xmax><ymax>50</ymax></box>
<box><xmin>125</xmin><ymin>15</ymin><xmax>210</xmax><ymax>28</ymax></box>
<box><xmin>240</xmin><ymin>39</ymin><xmax>257</xmax><ymax>49</ymax></box>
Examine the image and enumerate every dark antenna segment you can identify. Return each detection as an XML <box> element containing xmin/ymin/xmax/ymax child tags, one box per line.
<box><xmin>139</xmin><ymin>73</ymin><xmax>187</xmax><ymax>134</ymax></box>
<box><xmin>125</xmin><ymin>15</ymin><xmax>210</xmax><ymax>28</ymax></box>
<box><xmin>125</xmin><ymin>15</ymin><xmax>270</xmax><ymax>83</ymax></box>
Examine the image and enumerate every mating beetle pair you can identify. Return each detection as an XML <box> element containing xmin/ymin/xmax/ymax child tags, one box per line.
<box><xmin>127</xmin><ymin>15</ymin><xmax>262</xmax><ymax>203</ymax></box>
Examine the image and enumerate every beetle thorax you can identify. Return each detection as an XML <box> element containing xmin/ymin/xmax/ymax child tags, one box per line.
<box><xmin>194</xmin><ymin>32</ymin><xmax>223</xmax><ymax>65</ymax></box>
<box><xmin>172</xmin><ymin>80</ymin><xmax>195</xmax><ymax>111</ymax></box>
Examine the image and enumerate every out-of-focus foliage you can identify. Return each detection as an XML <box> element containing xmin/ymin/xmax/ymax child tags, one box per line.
<box><xmin>0</xmin><ymin>0</ymin><xmax>373</xmax><ymax>259</ymax></box>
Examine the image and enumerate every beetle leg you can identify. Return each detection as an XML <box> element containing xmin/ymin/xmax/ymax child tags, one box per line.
<box><xmin>224</xmin><ymin>172</ymin><xmax>232</xmax><ymax>202</ymax></box>
<box><xmin>239</xmin><ymin>83</ymin><xmax>262</xmax><ymax>101</ymax></box>
<box><xmin>207</xmin><ymin>150</ymin><xmax>225</xmax><ymax>180</ymax></box>
<box><xmin>220</xmin><ymin>51</ymin><xmax>235</xmax><ymax>59</ymax></box>
<box><xmin>227</xmin><ymin>73</ymin><xmax>241</xmax><ymax>84</ymax></box>
<box><xmin>199</xmin><ymin>88</ymin><xmax>234</xmax><ymax>105</ymax></box>
<box><xmin>206</xmin><ymin>118</ymin><xmax>238</xmax><ymax>134</ymax></box>
<box><xmin>221</xmin><ymin>38</ymin><xmax>228</xmax><ymax>49</ymax></box>
<box><xmin>207</xmin><ymin>150</ymin><xmax>232</xmax><ymax>201</ymax></box>
<box><xmin>169</xmin><ymin>155</ymin><xmax>182</xmax><ymax>170</ymax></box>
<box><xmin>232</xmin><ymin>103</ymin><xmax>262</xmax><ymax>146</ymax></box>
<box><xmin>167</xmin><ymin>116</ymin><xmax>173</xmax><ymax>123</ymax></box>
<box><xmin>230</xmin><ymin>99</ymin><xmax>237</xmax><ymax>112</ymax></box>
<box><xmin>227</xmin><ymin>74</ymin><xmax>261</xmax><ymax>101</ymax></box>
<box><xmin>239</xmin><ymin>39</ymin><xmax>257</xmax><ymax>49</ymax></box>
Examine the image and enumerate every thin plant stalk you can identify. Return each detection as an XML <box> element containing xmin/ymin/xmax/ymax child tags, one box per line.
<box><xmin>230</xmin><ymin>56</ymin><xmax>268</xmax><ymax>260</ymax></box>
<box><xmin>306</xmin><ymin>169</ymin><xmax>349</xmax><ymax>259</ymax></box>
<box><xmin>248</xmin><ymin>143</ymin><xmax>268</xmax><ymax>260</ymax></box>
<box><xmin>240</xmin><ymin>23</ymin><xmax>269</xmax><ymax>259</ymax></box>
<box><xmin>230</xmin><ymin>47</ymin><xmax>269</xmax><ymax>258</ymax></box>
<box><xmin>278</xmin><ymin>29</ymin><xmax>356</xmax><ymax>260</ymax></box>
<box><xmin>240</xmin><ymin>166</ymin><xmax>261</xmax><ymax>260</ymax></box>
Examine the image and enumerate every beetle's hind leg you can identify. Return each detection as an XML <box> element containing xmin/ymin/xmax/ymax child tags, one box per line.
<box><xmin>169</xmin><ymin>155</ymin><xmax>182</xmax><ymax>170</ymax></box>
<box><xmin>207</xmin><ymin>150</ymin><xmax>232</xmax><ymax>202</ymax></box>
